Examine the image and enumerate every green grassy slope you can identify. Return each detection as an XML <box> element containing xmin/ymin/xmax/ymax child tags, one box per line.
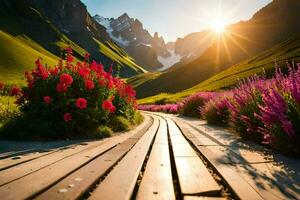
<box><xmin>0</xmin><ymin>0</ymin><xmax>145</xmax><ymax>84</ymax></box>
<box><xmin>95</xmin><ymin>40</ymin><xmax>146</xmax><ymax>74</ymax></box>
<box><xmin>0</xmin><ymin>31</ymin><xmax>58</xmax><ymax>85</ymax></box>
<box><xmin>138</xmin><ymin>33</ymin><xmax>300</xmax><ymax>104</ymax></box>
<box><xmin>126</xmin><ymin>72</ymin><xmax>161</xmax><ymax>88</ymax></box>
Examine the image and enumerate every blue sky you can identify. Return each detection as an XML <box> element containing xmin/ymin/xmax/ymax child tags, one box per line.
<box><xmin>82</xmin><ymin>0</ymin><xmax>272</xmax><ymax>42</ymax></box>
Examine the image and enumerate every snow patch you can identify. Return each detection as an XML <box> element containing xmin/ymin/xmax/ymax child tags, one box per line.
<box><xmin>158</xmin><ymin>50</ymin><xmax>182</xmax><ymax>71</ymax></box>
<box><xmin>94</xmin><ymin>15</ymin><xmax>130</xmax><ymax>46</ymax></box>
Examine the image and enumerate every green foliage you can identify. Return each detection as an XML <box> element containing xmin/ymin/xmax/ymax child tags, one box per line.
<box><xmin>202</xmin><ymin>101</ymin><xmax>230</xmax><ymax>126</ymax></box>
<box><xmin>132</xmin><ymin>111</ymin><xmax>144</xmax><ymax>125</ymax></box>
<box><xmin>96</xmin><ymin>126</ymin><xmax>113</xmax><ymax>138</ymax></box>
<box><xmin>229</xmin><ymin>97</ymin><xmax>264</xmax><ymax>142</ymax></box>
<box><xmin>109</xmin><ymin>116</ymin><xmax>131</xmax><ymax>132</ymax></box>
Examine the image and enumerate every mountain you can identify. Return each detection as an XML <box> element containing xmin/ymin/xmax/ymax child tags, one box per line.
<box><xmin>94</xmin><ymin>13</ymin><xmax>181</xmax><ymax>71</ymax></box>
<box><xmin>137</xmin><ymin>33</ymin><xmax>300</xmax><ymax>104</ymax></box>
<box><xmin>0</xmin><ymin>0</ymin><xmax>144</xmax><ymax>84</ymax></box>
<box><xmin>174</xmin><ymin>30</ymin><xmax>214</xmax><ymax>61</ymax></box>
<box><xmin>134</xmin><ymin>0</ymin><xmax>300</xmax><ymax>98</ymax></box>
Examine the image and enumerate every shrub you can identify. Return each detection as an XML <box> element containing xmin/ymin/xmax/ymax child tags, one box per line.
<box><xmin>138</xmin><ymin>103</ymin><xmax>184</xmax><ymax>114</ymax></box>
<box><xmin>132</xmin><ymin>111</ymin><xmax>144</xmax><ymax>125</ymax></box>
<box><xmin>109</xmin><ymin>116</ymin><xmax>131</xmax><ymax>132</ymax></box>
<box><xmin>96</xmin><ymin>126</ymin><xmax>113</xmax><ymax>138</ymax></box>
<box><xmin>201</xmin><ymin>94</ymin><xmax>231</xmax><ymax>126</ymax></box>
<box><xmin>180</xmin><ymin>92</ymin><xmax>215</xmax><ymax>118</ymax></box>
<box><xmin>201</xmin><ymin>65</ymin><xmax>300</xmax><ymax>155</ymax></box>
<box><xmin>0</xmin><ymin>47</ymin><xmax>138</xmax><ymax>139</ymax></box>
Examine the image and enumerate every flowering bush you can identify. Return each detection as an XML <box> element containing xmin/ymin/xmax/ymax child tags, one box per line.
<box><xmin>200</xmin><ymin>64</ymin><xmax>300</xmax><ymax>155</ymax></box>
<box><xmin>201</xmin><ymin>93</ymin><xmax>232</xmax><ymax>126</ymax></box>
<box><xmin>138</xmin><ymin>103</ymin><xmax>181</xmax><ymax>114</ymax></box>
<box><xmin>180</xmin><ymin>92</ymin><xmax>215</xmax><ymax>118</ymax></box>
<box><xmin>1</xmin><ymin>48</ymin><xmax>138</xmax><ymax>139</ymax></box>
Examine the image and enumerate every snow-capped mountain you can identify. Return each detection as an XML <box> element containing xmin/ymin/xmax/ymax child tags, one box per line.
<box><xmin>94</xmin><ymin>13</ymin><xmax>182</xmax><ymax>71</ymax></box>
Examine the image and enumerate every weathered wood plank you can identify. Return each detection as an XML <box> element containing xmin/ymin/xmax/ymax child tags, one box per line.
<box><xmin>0</xmin><ymin>140</ymin><xmax>110</xmax><ymax>186</ymax></box>
<box><xmin>174</xmin><ymin>119</ymin><xmax>264</xmax><ymax>200</ymax></box>
<box><xmin>35</xmin><ymin>116</ymin><xmax>154</xmax><ymax>200</ymax></box>
<box><xmin>88</xmin><ymin>117</ymin><xmax>159</xmax><ymax>200</ymax></box>
<box><xmin>0</xmin><ymin>149</ymin><xmax>59</xmax><ymax>171</ymax></box>
<box><xmin>184</xmin><ymin>196</ymin><xmax>227</xmax><ymax>200</ymax></box>
<box><xmin>166</xmin><ymin>118</ymin><xmax>221</xmax><ymax>196</ymax></box>
<box><xmin>136</xmin><ymin>118</ymin><xmax>175</xmax><ymax>200</ymax></box>
<box><xmin>0</xmin><ymin>116</ymin><xmax>152</xmax><ymax>200</ymax></box>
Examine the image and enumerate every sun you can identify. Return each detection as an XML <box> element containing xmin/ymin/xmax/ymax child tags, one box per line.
<box><xmin>211</xmin><ymin>19</ymin><xmax>227</xmax><ymax>34</ymax></box>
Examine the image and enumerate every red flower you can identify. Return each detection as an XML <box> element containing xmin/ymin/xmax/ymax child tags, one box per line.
<box><xmin>76</xmin><ymin>98</ymin><xmax>87</xmax><ymax>110</ymax></box>
<box><xmin>56</xmin><ymin>83</ymin><xmax>68</xmax><ymax>93</ymax></box>
<box><xmin>0</xmin><ymin>82</ymin><xmax>4</xmax><ymax>90</ymax></box>
<box><xmin>125</xmin><ymin>85</ymin><xmax>136</xmax><ymax>97</ymax></box>
<box><xmin>102</xmin><ymin>100</ymin><xmax>116</xmax><ymax>113</ymax></box>
<box><xmin>85</xmin><ymin>53</ymin><xmax>90</xmax><ymax>61</ymax></box>
<box><xmin>10</xmin><ymin>86</ymin><xmax>21</xmax><ymax>96</ymax></box>
<box><xmin>66</xmin><ymin>54</ymin><xmax>74</xmax><ymax>63</ymax></box>
<box><xmin>50</xmin><ymin>67</ymin><xmax>59</xmax><ymax>76</ymax></box>
<box><xmin>41</xmin><ymin>71</ymin><xmax>49</xmax><ymax>80</ymax></box>
<box><xmin>107</xmin><ymin>79</ymin><xmax>114</xmax><ymax>89</ymax></box>
<box><xmin>98</xmin><ymin>79</ymin><xmax>106</xmax><ymax>87</ymax></box>
<box><xmin>63</xmin><ymin>113</ymin><xmax>72</xmax><ymax>122</ymax></box>
<box><xmin>78</xmin><ymin>67</ymin><xmax>90</xmax><ymax>79</ymax></box>
<box><xmin>43</xmin><ymin>96</ymin><xmax>52</xmax><ymax>105</ymax></box>
<box><xmin>59</xmin><ymin>73</ymin><xmax>73</xmax><ymax>86</ymax></box>
<box><xmin>85</xmin><ymin>80</ymin><xmax>95</xmax><ymax>90</ymax></box>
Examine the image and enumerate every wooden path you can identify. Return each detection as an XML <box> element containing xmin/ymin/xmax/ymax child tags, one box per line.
<box><xmin>0</xmin><ymin>113</ymin><xmax>299</xmax><ymax>200</ymax></box>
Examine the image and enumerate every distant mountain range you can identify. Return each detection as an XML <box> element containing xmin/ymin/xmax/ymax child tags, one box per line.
<box><xmin>134</xmin><ymin>0</ymin><xmax>300</xmax><ymax>98</ymax></box>
<box><xmin>94</xmin><ymin>13</ymin><xmax>185</xmax><ymax>71</ymax></box>
<box><xmin>0</xmin><ymin>0</ymin><xmax>145</xmax><ymax>84</ymax></box>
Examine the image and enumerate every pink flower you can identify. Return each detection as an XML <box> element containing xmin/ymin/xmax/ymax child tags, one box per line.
<box><xmin>65</xmin><ymin>47</ymin><xmax>73</xmax><ymax>54</ymax></box>
<box><xmin>59</xmin><ymin>73</ymin><xmax>73</xmax><ymax>86</ymax></box>
<box><xmin>102</xmin><ymin>100</ymin><xmax>116</xmax><ymax>113</ymax></box>
<box><xmin>43</xmin><ymin>96</ymin><xmax>52</xmax><ymax>105</ymax></box>
<box><xmin>76</xmin><ymin>98</ymin><xmax>87</xmax><ymax>110</ymax></box>
<box><xmin>63</xmin><ymin>113</ymin><xmax>72</xmax><ymax>122</ymax></box>
<box><xmin>85</xmin><ymin>80</ymin><xmax>95</xmax><ymax>90</ymax></box>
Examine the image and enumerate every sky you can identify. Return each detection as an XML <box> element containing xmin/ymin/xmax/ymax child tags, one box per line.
<box><xmin>82</xmin><ymin>0</ymin><xmax>272</xmax><ymax>42</ymax></box>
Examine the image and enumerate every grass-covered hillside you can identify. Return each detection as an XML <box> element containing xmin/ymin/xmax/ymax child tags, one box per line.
<box><xmin>0</xmin><ymin>0</ymin><xmax>145</xmax><ymax>85</ymax></box>
<box><xmin>138</xmin><ymin>33</ymin><xmax>300</xmax><ymax>104</ymax></box>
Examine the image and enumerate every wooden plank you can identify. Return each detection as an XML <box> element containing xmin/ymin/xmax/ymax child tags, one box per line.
<box><xmin>136</xmin><ymin>118</ymin><xmax>175</xmax><ymax>200</ymax></box>
<box><xmin>167</xmin><ymin>118</ymin><xmax>221</xmax><ymax>196</ymax></box>
<box><xmin>0</xmin><ymin>141</ymin><xmax>97</xmax><ymax>170</ymax></box>
<box><xmin>184</xmin><ymin>196</ymin><xmax>227</xmax><ymax>200</ymax></box>
<box><xmin>0</xmin><ymin>116</ymin><xmax>153</xmax><ymax>200</ymax></box>
<box><xmin>88</xmin><ymin>117</ymin><xmax>160</xmax><ymax>200</ymax></box>
<box><xmin>0</xmin><ymin>140</ymin><xmax>110</xmax><ymax>186</ymax></box>
<box><xmin>174</xmin><ymin>119</ymin><xmax>264</xmax><ymax>200</ymax></box>
<box><xmin>35</xmin><ymin>117</ymin><xmax>154</xmax><ymax>200</ymax></box>
<box><xmin>0</xmin><ymin>149</ymin><xmax>60</xmax><ymax>171</ymax></box>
